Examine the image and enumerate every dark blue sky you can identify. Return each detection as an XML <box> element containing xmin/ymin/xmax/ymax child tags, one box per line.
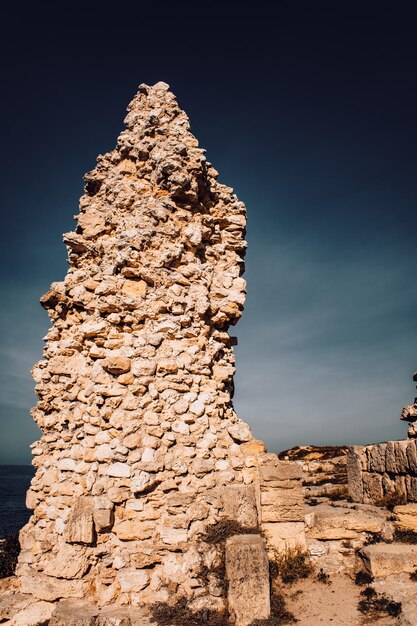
<box><xmin>1</xmin><ymin>3</ymin><xmax>416</xmax><ymax>462</ymax></box>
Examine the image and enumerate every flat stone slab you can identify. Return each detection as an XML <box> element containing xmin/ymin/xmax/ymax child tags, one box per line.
<box><xmin>394</xmin><ymin>503</ymin><xmax>417</xmax><ymax>532</ymax></box>
<box><xmin>308</xmin><ymin>503</ymin><xmax>386</xmax><ymax>540</ymax></box>
<box><xmin>361</xmin><ymin>543</ymin><xmax>417</xmax><ymax>577</ymax></box>
<box><xmin>226</xmin><ymin>534</ymin><xmax>270</xmax><ymax>626</ymax></box>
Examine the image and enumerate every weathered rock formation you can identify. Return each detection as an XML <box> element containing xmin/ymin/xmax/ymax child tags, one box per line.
<box><xmin>17</xmin><ymin>83</ymin><xmax>305</xmax><ymax>617</ymax></box>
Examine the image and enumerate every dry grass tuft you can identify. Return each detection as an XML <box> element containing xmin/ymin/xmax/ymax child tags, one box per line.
<box><xmin>393</xmin><ymin>528</ymin><xmax>417</xmax><ymax>544</ymax></box>
<box><xmin>358</xmin><ymin>587</ymin><xmax>402</xmax><ymax>618</ymax></box>
<box><xmin>270</xmin><ymin>546</ymin><xmax>313</xmax><ymax>585</ymax></box>
<box><xmin>150</xmin><ymin>598</ymin><xmax>225</xmax><ymax>626</ymax></box>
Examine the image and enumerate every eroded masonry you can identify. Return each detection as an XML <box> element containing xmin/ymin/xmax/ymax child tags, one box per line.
<box><xmin>17</xmin><ymin>83</ymin><xmax>303</xmax><ymax>616</ymax></box>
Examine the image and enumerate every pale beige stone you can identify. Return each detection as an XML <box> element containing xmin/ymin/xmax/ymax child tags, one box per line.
<box><xmin>65</xmin><ymin>497</ymin><xmax>95</xmax><ymax>544</ymax></box>
<box><xmin>122</xmin><ymin>279</ymin><xmax>147</xmax><ymax>298</ymax></box>
<box><xmin>346</xmin><ymin>446</ymin><xmax>364</xmax><ymax>502</ymax></box>
<box><xmin>361</xmin><ymin>543</ymin><xmax>417</xmax><ymax>577</ymax></box>
<box><xmin>262</xmin><ymin>521</ymin><xmax>306</xmax><ymax>553</ymax></box>
<box><xmin>308</xmin><ymin>504</ymin><xmax>386</xmax><ymax>540</ymax></box>
<box><xmin>102</xmin><ymin>357</ymin><xmax>131</xmax><ymax>375</ymax></box>
<box><xmin>393</xmin><ymin>503</ymin><xmax>417</xmax><ymax>531</ymax></box>
<box><xmin>44</xmin><ymin>543</ymin><xmax>90</xmax><ymax>579</ymax></box>
<box><xmin>10</xmin><ymin>601</ymin><xmax>56</xmax><ymax>626</ymax></box>
<box><xmin>226</xmin><ymin>534</ymin><xmax>270</xmax><ymax>626</ymax></box>
<box><xmin>113</xmin><ymin>519</ymin><xmax>154</xmax><ymax>541</ymax></box>
<box><xmin>117</xmin><ymin>569</ymin><xmax>149</xmax><ymax>592</ymax></box>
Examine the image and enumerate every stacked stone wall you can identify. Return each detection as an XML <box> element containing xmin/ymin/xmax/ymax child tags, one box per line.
<box><xmin>347</xmin><ymin>440</ymin><xmax>417</xmax><ymax>504</ymax></box>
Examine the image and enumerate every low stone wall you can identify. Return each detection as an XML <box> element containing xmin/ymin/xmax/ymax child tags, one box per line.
<box><xmin>347</xmin><ymin>439</ymin><xmax>417</xmax><ymax>504</ymax></box>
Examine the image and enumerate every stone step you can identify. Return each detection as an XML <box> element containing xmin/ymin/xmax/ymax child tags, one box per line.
<box><xmin>360</xmin><ymin>543</ymin><xmax>417</xmax><ymax>577</ymax></box>
<box><xmin>307</xmin><ymin>503</ymin><xmax>387</xmax><ymax>540</ymax></box>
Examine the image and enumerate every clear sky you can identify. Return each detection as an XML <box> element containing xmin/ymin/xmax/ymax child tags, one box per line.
<box><xmin>1</xmin><ymin>3</ymin><xmax>416</xmax><ymax>463</ymax></box>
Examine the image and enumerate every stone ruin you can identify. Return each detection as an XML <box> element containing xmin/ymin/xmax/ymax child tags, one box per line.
<box><xmin>347</xmin><ymin>370</ymin><xmax>417</xmax><ymax>505</ymax></box>
<box><xmin>16</xmin><ymin>82</ymin><xmax>306</xmax><ymax>622</ymax></box>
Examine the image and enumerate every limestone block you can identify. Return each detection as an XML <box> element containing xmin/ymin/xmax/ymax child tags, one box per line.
<box><xmin>385</xmin><ymin>441</ymin><xmax>399</xmax><ymax>473</ymax></box>
<box><xmin>368</xmin><ymin>443</ymin><xmax>387</xmax><ymax>473</ymax></box>
<box><xmin>221</xmin><ymin>484</ymin><xmax>258</xmax><ymax>528</ymax></box>
<box><xmin>65</xmin><ymin>497</ymin><xmax>95</xmax><ymax>544</ymax></box>
<box><xmin>9</xmin><ymin>601</ymin><xmax>56</xmax><ymax>626</ymax></box>
<box><xmin>113</xmin><ymin>519</ymin><xmax>154</xmax><ymax>541</ymax></box>
<box><xmin>394</xmin><ymin>440</ymin><xmax>410</xmax><ymax>473</ymax></box>
<box><xmin>226</xmin><ymin>534</ymin><xmax>270</xmax><ymax>626</ymax></box>
<box><xmin>262</xmin><ymin>521</ymin><xmax>306</xmax><ymax>553</ymax></box>
<box><xmin>260</xmin><ymin>486</ymin><xmax>304</xmax><ymax>522</ymax></box>
<box><xmin>228</xmin><ymin>423</ymin><xmax>252</xmax><ymax>443</ymax></box>
<box><xmin>102</xmin><ymin>356</ymin><xmax>131</xmax><ymax>375</ymax></box>
<box><xmin>308</xmin><ymin>504</ymin><xmax>385</xmax><ymax>540</ymax></box>
<box><xmin>26</xmin><ymin>489</ymin><xmax>39</xmax><ymax>510</ymax></box>
<box><xmin>240</xmin><ymin>439</ymin><xmax>266</xmax><ymax>456</ymax></box>
<box><xmin>361</xmin><ymin>543</ymin><xmax>417</xmax><ymax>577</ymax></box>
<box><xmin>401</xmin><ymin>404</ymin><xmax>417</xmax><ymax>422</ymax></box>
<box><xmin>346</xmin><ymin>446</ymin><xmax>364</xmax><ymax>503</ymax></box>
<box><xmin>407</xmin><ymin>439</ymin><xmax>417</xmax><ymax>473</ymax></box>
<box><xmin>406</xmin><ymin>476</ymin><xmax>417</xmax><ymax>501</ymax></box>
<box><xmin>393</xmin><ymin>503</ymin><xmax>417</xmax><ymax>531</ymax></box>
<box><xmin>106</xmin><ymin>463</ymin><xmax>131</xmax><ymax>478</ymax></box>
<box><xmin>44</xmin><ymin>543</ymin><xmax>91</xmax><ymax>579</ymax></box>
<box><xmin>362</xmin><ymin>472</ymin><xmax>383</xmax><ymax>504</ymax></box>
<box><xmin>49</xmin><ymin>354</ymin><xmax>85</xmax><ymax>376</ymax></box>
<box><xmin>122</xmin><ymin>279</ymin><xmax>147</xmax><ymax>298</ymax></box>
<box><xmin>20</xmin><ymin>573</ymin><xmax>88</xmax><ymax>601</ymax></box>
<box><xmin>117</xmin><ymin>568</ymin><xmax>150</xmax><ymax>592</ymax></box>
<box><xmin>131</xmin><ymin>471</ymin><xmax>158</xmax><ymax>494</ymax></box>
<box><xmin>259</xmin><ymin>460</ymin><xmax>303</xmax><ymax>482</ymax></box>
<box><xmin>94</xmin><ymin>508</ymin><xmax>114</xmax><ymax>532</ymax></box>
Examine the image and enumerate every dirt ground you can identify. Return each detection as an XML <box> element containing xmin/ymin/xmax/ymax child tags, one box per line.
<box><xmin>284</xmin><ymin>574</ymin><xmax>400</xmax><ymax>626</ymax></box>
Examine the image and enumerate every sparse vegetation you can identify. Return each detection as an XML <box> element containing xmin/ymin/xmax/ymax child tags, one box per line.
<box><xmin>327</xmin><ymin>485</ymin><xmax>349</xmax><ymax>501</ymax></box>
<box><xmin>0</xmin><ymin>534</ymin><xmax>20</xmax><ymax>578</ymax></box>
<box><xmin>358</xmin><ymin>586</ymin><xmax>402</xmax><ymax>618</ymax></box>
<box><xmin>150</xmin><ymin>598</ymin><xmax>225</xmax><ymax>626</ymax></box>
<box><xmin>393</xmin><ymin>528</ymin><xmax>417</xmax><ymax>544</ymax></box>
<box><xmin>270</xmin><ymin>546</ymin><xmax>313</xmax><ymax>585</ymax></box>
<box><xmin>354</xmin><ymin>571</ymin><xmax>374</xmax><ymax>586</ymax></box>
<box><xmin>203</xmin><ymin>520</ymin><xmax>258</xmax><ymax>545</ymax></box>
<box><xmin>363</xmin><ymin>531</ymin><xmax>383</xmax><ymax>546</ymax></box>
<box><xmin>410</xmin><ymin>569</ymin><xmax>417</xmax><ymax>581</ymax></box>
<box><xmin>316</xmin><ymin>568</ymin><xmax>330</xmax><ymax>584</ymax></box>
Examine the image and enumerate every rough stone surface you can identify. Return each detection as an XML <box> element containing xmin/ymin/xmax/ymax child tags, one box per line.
<box><xmin>17</xmin><ymin>82</ymin><xmax>270</xmax><ymax>607</ymax></box>
<box><xmin>226</xmin><ymin>534</ymin><xmax>270</xmax><ymax>626</ymax></box>
<box><xmin>262</xmin><ymin>521</ymin><xmax>307</xmax><ymax>552</ymax></box>
<box><xmin>361</xmin><ymin>543</ymin><xmax>417</xmax><ymax>577</ymax></box>
<box><xmin>308</xmin><ymin>504</ymin><xmax>386</xmax><ymax>540</ymax></box>
<box><xmin>221</xmin><ymin>484</ymin><xmax>258</xmax><ymax>527</ymax></box>
<box><xmin>9</xmin><ymin>600</ymin><xmax>56</xmax><ymax>626</ymax></box>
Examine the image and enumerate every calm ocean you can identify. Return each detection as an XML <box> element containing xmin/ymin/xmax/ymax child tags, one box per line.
<box><xmin>0</xmin><ymin>465</ymin><xmax>34</xmax><ymax>538</ymax></box>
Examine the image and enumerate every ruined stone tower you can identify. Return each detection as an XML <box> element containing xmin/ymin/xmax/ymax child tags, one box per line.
<box><xmin>18</xmin><ymin>84</ymin><xmax>306</xmax><ymax>616</ymax></box>
<box><xmin>17</xmin><ymin>82</ymin><xmax>273</xmax><ymax>608</ymax></box>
